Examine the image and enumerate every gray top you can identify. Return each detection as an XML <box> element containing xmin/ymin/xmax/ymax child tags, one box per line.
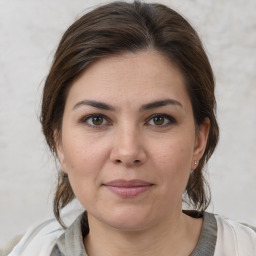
<box><xmin>50</xmin><ymin>211</ymin><xmax>217</xmax><ymax>256</ymax></box>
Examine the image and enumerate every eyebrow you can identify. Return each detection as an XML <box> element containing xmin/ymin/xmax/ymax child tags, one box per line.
<box><xmin>73</xmin><ymin>100</ymin><xmax>115</xmax><ymax>111</ymax></box>
<box><xmin>73</xmin><ymin>99</ymin><xmax>182</xmax><ymax>111</ymax></box>
<box><xmin>139</xmin><ymin>99</ymin><xmax>183</xmax><ymax>111</ymax></box>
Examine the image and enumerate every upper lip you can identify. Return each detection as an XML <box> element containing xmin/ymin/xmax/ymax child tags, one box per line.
<box><xmin>104</xmin><ymin>179</ymin><xmax>153</xmax><ymax>187</ymax></box>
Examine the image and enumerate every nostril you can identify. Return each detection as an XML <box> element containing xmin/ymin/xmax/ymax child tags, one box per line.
<box><xmin>114</xmin><ymin>159</ymin><xmax>141</xmax><ymax>165</ymax></box>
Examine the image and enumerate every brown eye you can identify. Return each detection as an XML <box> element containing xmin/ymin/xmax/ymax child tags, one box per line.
<box><xmin>82</xmin><ymin>114</ymin><xmax>108</xmax><ymax>127</ymax></box>
<box><xmin>153</xmin><ymin>116</ymin><xmax>165</xmax><ymax>125</ymax></box>
<box><xmin>147</xmin><ymin>114</ymin><xmax>176</xmax><ymax>127</ymax></box>
<box><xmin>91</xmin><ymin>116</ymin><xmax>104</xmax><ymax>126</ymax></box>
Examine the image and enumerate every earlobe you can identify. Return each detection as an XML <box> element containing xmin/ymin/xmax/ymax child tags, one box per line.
<box><xmin>192</xmin><ymin>118</ymin><xmax>210</xmax><ymax>169</ymax></box>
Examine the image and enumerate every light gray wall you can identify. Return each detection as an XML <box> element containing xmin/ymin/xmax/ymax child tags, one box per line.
<box><xmin>0</xmin><ymin>0</ymin><xmax>255</xmax><ymax>246</ymax></box>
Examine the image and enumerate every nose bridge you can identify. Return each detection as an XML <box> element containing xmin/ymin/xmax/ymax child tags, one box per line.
<box><xmin>110</xmin><ymin>120</ymin><xmax>146</xmax><ymax>166</ymax></box>
<box><xmin>119</xmin><ymin>122</ymin><xmax>139</xmax><ymax>151</ymax></box>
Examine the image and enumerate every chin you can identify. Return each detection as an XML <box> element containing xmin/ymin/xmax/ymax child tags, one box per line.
<box><xmin>101</xmin><ymin>206</ymin><xmax>155</xmax><ymax>231</ymax></box>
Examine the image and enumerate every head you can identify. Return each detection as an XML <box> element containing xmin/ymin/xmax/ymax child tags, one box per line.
<box><xmin>40</xmin><ymin>1</ymin><xmax>219</xmax><ymax>227</ymax></box>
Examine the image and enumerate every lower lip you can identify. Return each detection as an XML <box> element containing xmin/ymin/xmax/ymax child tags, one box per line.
<box><xmin>104</xmin><ymin>185</ymin><xmax>152</xmax><ymax>198</ymax></box>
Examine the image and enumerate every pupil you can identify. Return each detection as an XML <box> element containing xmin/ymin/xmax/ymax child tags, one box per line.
<box><xmin>92</xmin><ymin>116</ymin><xmax>103</xmax><ymax>125</ymax></box>
<box><xmin>154</xmin><ymin>116</ymin><xmax>164</xmax><ymax>125</ymax></box>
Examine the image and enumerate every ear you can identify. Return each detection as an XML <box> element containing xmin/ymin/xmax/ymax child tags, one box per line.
<box><xmin>191</xmin><ymin>118</ymin><xmax>210</xmax><ymax>170</ymax></box>
<box><xmin>54</xmin><ymin>129</ymin><xmax>67</xmax><ymax>173</ymax></box>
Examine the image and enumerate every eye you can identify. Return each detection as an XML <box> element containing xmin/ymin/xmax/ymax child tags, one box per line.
<box><xmin>147</xmin><ymin>114</ymin><xmax>176</xmax><ymax>126</ymax></box>
<box><xmin>81</xmin><ymin>114</ymin><xmax>109</xmax><ymax>127</ymax></box>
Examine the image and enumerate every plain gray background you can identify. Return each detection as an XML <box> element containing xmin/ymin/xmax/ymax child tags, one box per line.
<box><xmin>0</xmin><ymin>0</ymin><xmax>256</xmax><ymax>247</ymax></box>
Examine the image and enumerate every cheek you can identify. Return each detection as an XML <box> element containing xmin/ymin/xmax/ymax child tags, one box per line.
<box><xmin>61</xmin><ymin>130</ymin><xmax>109</xmax><ymax>173</ymax></box>
<box><xmin>155</xmin><ymin>138</ymin><xmax>194</xmax><ymax>171</ymax></box>
<box><xmin>61</xmin><ymin>136</ymin><xmax>107</xmax><ymax>205</ymax></box>
<box><xmin>152</xmin><ymin>138</ymin><xmax>194</xmax><ymax>192</ymax></box>
<box><xmin>60</xmin><ymin>134</ymin><xmax>112</xmax><ymax>205</ymax></box>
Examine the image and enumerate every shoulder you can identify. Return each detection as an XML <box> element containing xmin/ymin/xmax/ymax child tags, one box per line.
<box><xmin>8</xmin><ymin>209</ymin><xmax>82</xmax><ymax>256</ymax></box>
<box><xmin>214</xmin><ymin>214</ymin><xmax>256</xmax><ymax>255</ymax></box>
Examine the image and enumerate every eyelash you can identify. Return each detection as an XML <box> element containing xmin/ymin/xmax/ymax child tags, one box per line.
<box><xmin>80</xmin><ymin>113</ymin><xmax>176</xmax><ymax>128</ymax></box>
<box><xmin>146</xmin><ymin>113</ymin><xmax>176</xmax><ymax>127</ymax></box>
<box><xmin>80</xmin><ymin>114</ymin><xmax>110</xmax><ymax>128</ymax></box>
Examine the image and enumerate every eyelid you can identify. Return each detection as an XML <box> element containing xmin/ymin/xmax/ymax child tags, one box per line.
<box><xmin>79</xmin><ymin>113</ymin><xmax>176</xmax><ymax>128</ymax></box>
<box><xmin>146</xmin><ymin>113</ymin><xmax>176</xmax><ymax>126</ymax></box>
<box><xmin>80</xmin><ymin>113</ymin><xmax>112</xmax><ymax>128</ymax></box>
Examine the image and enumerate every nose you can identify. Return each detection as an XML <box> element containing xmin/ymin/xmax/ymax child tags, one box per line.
<box><xmin>109</xmin><ymin>125</ymin><xmax>147</xmax><ymax>167</ymax></box>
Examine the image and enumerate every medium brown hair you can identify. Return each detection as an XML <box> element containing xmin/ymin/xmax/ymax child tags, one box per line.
<box><xmin>40</xmin><ymin>1</ymin><xmax>219</xmax><ymax>227</ymax></box>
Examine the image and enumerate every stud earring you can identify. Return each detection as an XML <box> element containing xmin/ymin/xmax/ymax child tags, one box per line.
<box><xmin>194</xmin><ymin>160</ymin><xmax>198</xmax><ymax>166</ymax></box>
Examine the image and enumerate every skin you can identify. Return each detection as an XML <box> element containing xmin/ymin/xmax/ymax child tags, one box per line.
<box><xmin>56</xmin><ymin>50</ymin><xmax>210</xmax><ymax>256</ymax></box>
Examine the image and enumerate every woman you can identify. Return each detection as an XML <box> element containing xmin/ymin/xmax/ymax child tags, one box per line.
<box><xmin>8</xmin><ymin>1</ymin><xmax>256</xmax><ymax>255</ymax></box>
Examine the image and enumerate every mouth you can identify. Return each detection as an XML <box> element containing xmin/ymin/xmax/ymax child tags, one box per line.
<box><xmin>103</xmin><ymin>179</ymin><xmax>154</xmax><ymax>198</ymax></box>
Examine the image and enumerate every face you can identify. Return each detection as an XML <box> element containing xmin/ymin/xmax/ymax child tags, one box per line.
<box><xmin>56</xmin><ymin>50</ymin><xmax>209</xmax><ymax>231</ymax></box>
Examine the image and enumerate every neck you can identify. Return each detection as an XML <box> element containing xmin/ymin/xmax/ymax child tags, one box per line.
<box><xmin>84</xmin><ymin>209</ymin><xmax>202</xmax><ymax>256</ymax></box>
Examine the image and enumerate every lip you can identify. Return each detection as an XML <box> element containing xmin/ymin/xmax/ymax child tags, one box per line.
<box><xmin>103</xmin><ymin>179</ymin><xmax>153</xmax><ymax>198</ymax></box>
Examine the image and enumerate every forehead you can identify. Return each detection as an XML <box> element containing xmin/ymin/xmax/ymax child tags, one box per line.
<box><xmin>65</xmin><ymin>50</ymin><xmax>191</xmax><ymax>110</ymax></box>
